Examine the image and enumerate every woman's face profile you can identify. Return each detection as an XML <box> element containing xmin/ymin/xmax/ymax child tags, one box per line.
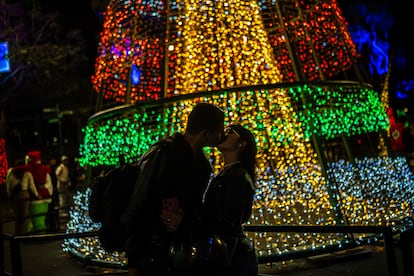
<box><xmin>217</xmin><ymin>127</ymin><xmax>242</xmax><ymax>153</ymax></box>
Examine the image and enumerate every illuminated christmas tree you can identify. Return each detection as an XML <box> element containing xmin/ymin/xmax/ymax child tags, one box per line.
<box><xmin>64</xmin><ymin>0</ymin><xmax>414</xmax><ymax>266</ymax></box>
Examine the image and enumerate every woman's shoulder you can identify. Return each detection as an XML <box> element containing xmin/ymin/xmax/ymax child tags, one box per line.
<box><xmin>226</xmin><ymin>166</ymin><xmax>255</xmax><ymax>190</ymax></box>
<box><xmin>225</xmin><ymin>164</ymin><xmax>247</xmax><ymax>177</ymax></box>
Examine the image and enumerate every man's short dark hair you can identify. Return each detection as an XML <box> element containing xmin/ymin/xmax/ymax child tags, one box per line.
<box><xmin>186</xmin><ymin>103</ymin><xmax>224</xmax><ymax>134</ymax></box>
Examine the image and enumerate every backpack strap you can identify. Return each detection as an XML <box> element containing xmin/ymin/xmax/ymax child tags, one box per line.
<box><xmin>121</xmin><ymin>138</ymin><xmax>173</xmax><ymax>232</ymax></box>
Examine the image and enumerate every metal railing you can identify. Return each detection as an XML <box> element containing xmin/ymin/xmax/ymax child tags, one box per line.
<box><xmin>4</xmin><ymin>230</ymin><xmax>100</xmax><ymax>276</ymax></box>
<box><xmin>2</xmin><ymin>222</ymin><xmax>414</xmax><ymax>276</ymax></box>
<box><xmin>400</xmin><ymin>226</ymin><xmax>414</xmax><ymax>276</ymax></box>
<box><xmin>244</xmin><ymin>224</ymin><xmax>414</xmax><ymax>276</ymax></box>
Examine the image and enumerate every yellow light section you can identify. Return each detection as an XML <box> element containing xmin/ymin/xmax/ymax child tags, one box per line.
<box><xmin>174</xmin><ymin>0</ymin><xmax>282</xmax><ymax>94</ymax></box>
<box><xmin>256</xmin><ymin>90</ymin><xmax>336</xmax><ymax>254</ymax></box>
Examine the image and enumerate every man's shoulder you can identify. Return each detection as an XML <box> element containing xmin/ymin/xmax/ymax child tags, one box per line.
<box><xmin>150</xmin><ymin>134</ymin><xmax>194</xmax><ymax>164</ymax></box>
<box><xmin>154</xmin><ymin>134</ymin><xmax>184</xmax><ymax>150</ymax></box>
<box><xmin>164</xmin><ymin>133</ymin><xmax>182</xmax><ymax>143</ymax></box>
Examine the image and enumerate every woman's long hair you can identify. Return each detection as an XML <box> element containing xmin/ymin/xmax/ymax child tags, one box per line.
<box><xmin>228</xmin><ymin>125</ymin><xmax>257</xmax><ymax>183</ymax></box>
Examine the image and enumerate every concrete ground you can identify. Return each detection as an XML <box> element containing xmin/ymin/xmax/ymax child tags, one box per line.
<box><xmin>2</xmin><ymin>230</ymin><xmax>410</xmax><ymax>276</ymax></box>
<box><xmin>2</xmin><ymin>199</ymin><xmax>413</xmax><ymax>276</ymax></box>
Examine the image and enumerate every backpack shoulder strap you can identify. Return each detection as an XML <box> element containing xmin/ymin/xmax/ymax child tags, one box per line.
<box><xmin>121</xmin><ymin>137</ymin><xmax>173</xmax><ymax>229</ymax></box>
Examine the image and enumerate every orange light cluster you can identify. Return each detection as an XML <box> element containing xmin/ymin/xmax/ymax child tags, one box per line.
<box><xmin>92</xmin><ymin>0</ymin><xmax>358</xmax><ymax>103</ymax></box>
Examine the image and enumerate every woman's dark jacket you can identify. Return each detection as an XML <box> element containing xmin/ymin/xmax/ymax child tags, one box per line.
<box><xmin>200</xmin><ymin>162</ymin><xmax>255</xmax><ymax>253</ymax></box>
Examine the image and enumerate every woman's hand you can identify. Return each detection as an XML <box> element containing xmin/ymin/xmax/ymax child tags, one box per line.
<box><xmin>160</xmin><ymin>208</ymin><xmax>184</xmax><ymax>231</ymax></box>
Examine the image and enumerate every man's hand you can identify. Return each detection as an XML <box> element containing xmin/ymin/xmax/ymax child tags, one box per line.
<box><xmin>160</xmin><ymin>208</ymin><xmax>184</xmax><ymax>231</ymax></box>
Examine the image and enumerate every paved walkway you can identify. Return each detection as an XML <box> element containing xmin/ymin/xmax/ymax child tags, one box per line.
<box><xmin>3</xmin><ymin>230</ymin><xmax>411</xmax><ymax>276</ymax></box>
<box><xmin>259</xmin><ymin>245</ymin><xmax>391</xmax><ymax>276</ymax></box>
<box><xmin>2</xmin><ymin>200</ymin><xmax>414</xmax><ymax>276</ymax></box>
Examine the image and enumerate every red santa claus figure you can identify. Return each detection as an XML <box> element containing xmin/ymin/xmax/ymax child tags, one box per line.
<box><xmin>25</xmin><ymin>150</ymin><xmax>53</xmax><ymax>233</ymax></box>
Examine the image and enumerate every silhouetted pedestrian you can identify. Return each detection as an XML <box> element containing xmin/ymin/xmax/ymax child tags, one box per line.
<box><xmin>46</xmin><ymin>157</ymin><xmax>58</xmax><ymax>231</ymax></box>
<box><xmin>25</xmin><ymin>151</ymin><xmax>53</xmax><ymax>233</ymax></box>
<box><xmin>56</xmin><ymin>155</ymin><xmax>72</xmax><ymax>217</ymax></box>
<box><xmin>5</xmin><ymin>159</ymin><xmax>38</xmax><ymax>234</ymax></box>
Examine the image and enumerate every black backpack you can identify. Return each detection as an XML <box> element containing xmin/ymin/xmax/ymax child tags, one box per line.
<box><xmin>88</xmin><ymin>139</ymin><xmax>171</xmax><ymax>252</ymax></box>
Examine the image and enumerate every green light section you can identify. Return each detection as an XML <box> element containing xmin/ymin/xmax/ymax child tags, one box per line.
<box><xmin>80</xmin><ymin>109</ymin><xmax>171</xmax><ymax>167</ymax></box>
<box><xmin>288</xmin><ymin>84</ymin><xmax>389</xmax><ymax>139</ymax></box>
<box><xmin>80</xmin><ymin>83</ymin><xmax>389</xmax><ymax>167</ymax></box>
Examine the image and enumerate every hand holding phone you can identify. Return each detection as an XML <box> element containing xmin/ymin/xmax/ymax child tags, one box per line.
<box><xmin>162</xmin><ymin>197</ymin><xmax>179</xmax><ymax>211</ymax></box>
<box><xmin>161</xmin><ymin>197</ymin><xmax>182</xmax><ymax>231</ymax></box>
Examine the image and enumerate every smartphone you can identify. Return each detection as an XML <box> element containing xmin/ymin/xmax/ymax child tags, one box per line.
<box><xmin>162</xmin><ymin>196</ymin><xmax>180</xmax><ymax>211</ymax></box>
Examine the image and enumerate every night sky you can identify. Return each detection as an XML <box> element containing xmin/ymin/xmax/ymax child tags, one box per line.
<box><xmin>39</xmin><ymin>0</ymin><xmax>102</xmax><ymax>74</ymax></box>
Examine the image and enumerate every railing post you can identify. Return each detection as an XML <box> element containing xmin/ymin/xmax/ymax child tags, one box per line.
<box><xmin>400</xmin><ymin>228</ymin><xmax>414</xmax><ymax>276</ymax></box>
<box><xmin>1</xmin><ymin>207</ymin><xmax>4</xmax><ymax>276</ymax></box>
<box><xmin>10</xmin><ymin>237</ymin><xmax>22</xmax><ymax>276</ymax></box>
<box><xmin>383</xmin><ymin>227</ymin><xmax>398</xmax><ymax>276</ymax></box>
<box><xmin>55</xmin><ymin>206</ymin><xmax>61</xmax><ymax>231</ymax></box>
